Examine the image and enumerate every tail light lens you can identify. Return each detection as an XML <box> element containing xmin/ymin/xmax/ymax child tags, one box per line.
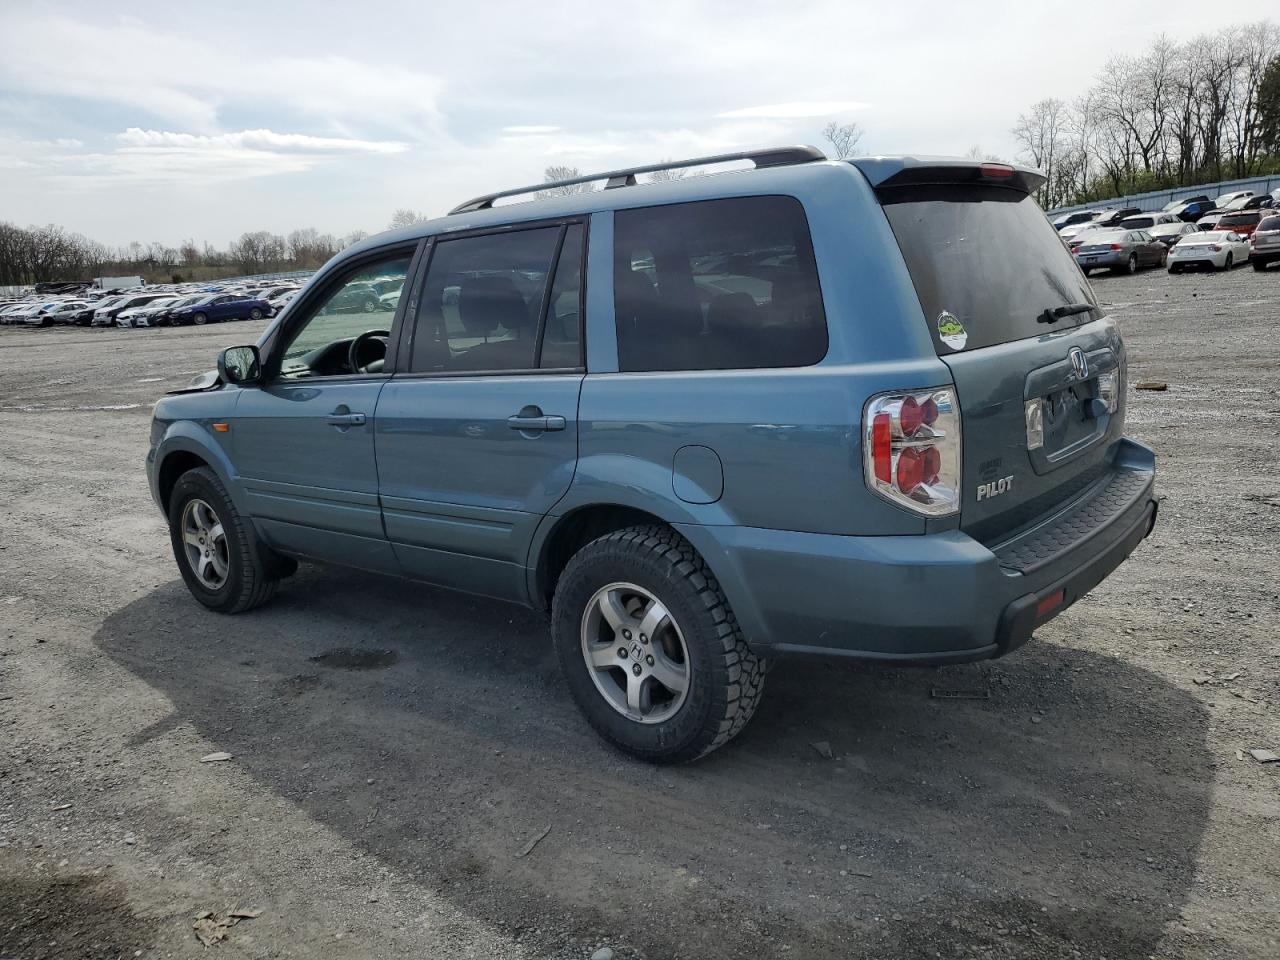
<box><xmin>1109</xmin><ymin>244</ymin><xmax>1123</xmax><ymax>251</ymax></box>
<box><xmin>1209</xmin><ymin>244</ymin><xmax>1222</xmax><ymax>251</ymax></box>
<box><xmin>864</xmin><ymin>388</ymin><xmax>961</xmax><ymax>516</ymax></box>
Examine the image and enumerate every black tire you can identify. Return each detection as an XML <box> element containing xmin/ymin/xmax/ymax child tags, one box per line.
<box><xmin>249</xmin><ymin>307</ymin><xmax>263</xmax><ymax>320</ymax></box>
<box><xmin>551</xmin><ymin>525</ymin><xmax>766</xmax><ymax>763</ymax></box>
<box><xmin>361</xmin><ymin>299</ymin><xmax>377</xmax><ymax>313</ymax></box>
<box><xmin>1168</xmin><ymin>264</ymin><xmax>1180</xmax><ymax>274</ymax></box>
<box><xmin>1221</xmin><ymin>253</ymin><xmax>1233</xmax><ymax>271</ymax></box>
<box><xmin>167</xmin><ymin>466</ymin><xmax>278</xmax><ymax>613</ymax></box>
<box><xmin>1126</xmin><ymin>253</ymin><xmax>1138</xmax><ymax>275</ymax></box>
<box><xmin>1254</xmin><ymin>261</ymin><xmax>1267</xmax><ymax>271</ymax></box>
<box><xmin>192</xmin><ymin>312</ymin><xmax>208</xmax><ymax>325</ymax></box>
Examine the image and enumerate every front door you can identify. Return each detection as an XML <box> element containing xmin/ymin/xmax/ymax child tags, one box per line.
<box><xmin>229</xmin><ymin>246</ymin><xmax>417</xmax><ymax>572</ymax></box>
<box><xmin>376</xmin><ymin>222</ymin><xmax>586</xmax><ymax>601</ymax></box>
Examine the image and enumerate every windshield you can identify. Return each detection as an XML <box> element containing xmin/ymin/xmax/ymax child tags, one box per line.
<box><xmin>1120</xmin><ymin>217</ymin><xmax>1154</xmax><ymax>228</ymax></box>
<box><xmin>880</xmin><ymin>184</ymin><xmax>1098</xmax><ymax>354</ymax></box>
<box><xmin>1150</xmin><ymin>223</ymin><xmax>1183</xmax><ymax>235</ymax></box>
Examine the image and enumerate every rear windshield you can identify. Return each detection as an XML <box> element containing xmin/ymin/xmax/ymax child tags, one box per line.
<box><xmin>1119</xmin><ymin>217</ymin><xmax>1155</xmax><ymax>228</ymax></box>
<box><xmin>1219</xmin><ymin>212</ymin><xmax>1259</xmax><ymax>226</ymax></box>
<box><xmin>1259</xmin><ymin>216</ymin><xmax>1280</xmax><ymax>232</ymax></box>
<box><xmin>880</xmin><ymin>184</ymin><xmax>1099</xmax><ymax>354</ymax></box>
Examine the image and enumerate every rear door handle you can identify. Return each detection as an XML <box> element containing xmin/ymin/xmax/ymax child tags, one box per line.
<box><xmin>326</xmin><ymin>412</ymin><xmax>366</xmax><ymax>426</ymax></box>
<box><xmin>507</xmin><ymin>414</ymin><xmax>567</xmax><ymax>432</ymax></box>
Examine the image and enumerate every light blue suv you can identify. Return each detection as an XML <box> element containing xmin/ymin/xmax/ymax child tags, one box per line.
<box><xmin>147</xmin><ymin>148</ymin><xmax>1157</xmax><ymax>761</ymax></box>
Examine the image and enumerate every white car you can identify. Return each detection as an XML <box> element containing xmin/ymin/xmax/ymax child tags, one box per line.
<box><xmin>1168</xmin><ymin>231</ymin><xmax>1252</xmax><ymax>272</ymax></box>
<box><xmin>1214</xmin><ymin>190</ymin><xmax>1253</xmax><ymax>208</ymax></box>
<box><xmin>27</xmin><ymin>300</ymin><xmax>89</xmax><ymax>326</ymax></box>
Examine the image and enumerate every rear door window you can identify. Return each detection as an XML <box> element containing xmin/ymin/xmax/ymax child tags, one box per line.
<box><xmin>612</xmin><ymin>196</ymin><xmax>827</xmax><ymax>372</ymax></box>
<box><xmin>880</xmin><ymin>184</ymin><xmax>1099</xmax><ymax>354</ymax></box>
<box><xmin>409</xmin><ymin>226</ymin><xmax>566</xmax><ymax>373</ymax></box>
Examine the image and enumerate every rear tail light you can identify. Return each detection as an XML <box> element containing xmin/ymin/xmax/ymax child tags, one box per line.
<box><xmin>1109</xmin><ymin>244</ymin><xmax>1123</xmax><ymax>251</ymax></box>
<box><xmin>1209</xmin><ymin>244</ymin><xmax>1222</xmax><ymax>251</ymax></box>
<box><xmin>864</xmin><ymin>388</ymin><xmax>960</xmax><ymax>516</ymax></box>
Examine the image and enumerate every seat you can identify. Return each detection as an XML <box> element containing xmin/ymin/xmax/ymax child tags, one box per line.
<box><xmin>453</xmin><ymin>275</ymin><xmax>536</xmax><ymax>370</ymax></box>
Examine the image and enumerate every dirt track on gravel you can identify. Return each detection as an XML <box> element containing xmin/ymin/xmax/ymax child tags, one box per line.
<box><xmin>1</xmin><ymin>267</ymin><xmax>1278</xmax><ymax>959</ymax></box>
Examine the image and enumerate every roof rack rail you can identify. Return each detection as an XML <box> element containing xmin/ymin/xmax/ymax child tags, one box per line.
<box><xmin>447</xmin><ymin>145</ymin><xmax>827</xmax><ymax>215</ymax></box>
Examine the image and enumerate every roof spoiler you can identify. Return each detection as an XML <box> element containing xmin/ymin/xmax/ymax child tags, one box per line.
<box><xmin>852</xmin><ymin>156</ymin><xmax>1046</xmax><ymax>194</ymax></box>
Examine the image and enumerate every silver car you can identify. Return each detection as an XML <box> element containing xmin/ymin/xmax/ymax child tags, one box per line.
<box><xmin>1072</xmin><ymin>229</ymin><xmax>1168</xmax><ymax>275</ymax></box>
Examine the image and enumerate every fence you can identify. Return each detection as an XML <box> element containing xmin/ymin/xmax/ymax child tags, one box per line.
<box><xmin>1047</xmin><ymin>174</ymin><xmax>1280</xmax><ymax>216</ymax></box>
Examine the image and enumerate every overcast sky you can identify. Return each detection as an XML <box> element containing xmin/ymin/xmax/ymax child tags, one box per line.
<box><xmin>1</xmin><ymin>1</ymin><xmax>1275</xmax><ymax>247</ymax></box>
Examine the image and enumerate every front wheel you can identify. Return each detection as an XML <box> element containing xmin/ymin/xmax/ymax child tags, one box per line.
<box><xmin>249</xmin><ymin>308</ymin><xmax>263</xmax><ymax>320</ymax></box>
<box><xmin>167</xmin><ymin>467</ymin><xmax>278</xmax><ymax>613</ymax></box>
<box><xmin>192</xmin><ymin>312</ymin><xmax>209</xmax><ymax>325</ymax></box>
<box><xmin>552</xmin><ymin>526</ymin><xmax>766</xmax><ymax>763</ymax></box>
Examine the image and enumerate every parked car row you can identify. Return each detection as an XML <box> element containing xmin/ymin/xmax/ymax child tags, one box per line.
<box><xmin>0</xmin><ymin>278</ymin><xmax>309</xmax><ymax>328</ymax></box>
<box><xmin>1052</xmin><ymin>188</ymin><xmax>1280</xmax><ymax>254</ymax></box>
<box><xmin>1070</xmin><ymin>214</ymin><xmax>1280</xmax><ymax>275</ymax></box>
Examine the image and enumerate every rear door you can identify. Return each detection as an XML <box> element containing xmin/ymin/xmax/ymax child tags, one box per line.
<box><xmin>872</xmin><ymin>169</ymin><xmax>1126</xmax><ymax>545</ymax></box>
<box><xmin>374</xmin><ymin>220</ymin><xmax>586</xmax><ymax>602</ymax></box>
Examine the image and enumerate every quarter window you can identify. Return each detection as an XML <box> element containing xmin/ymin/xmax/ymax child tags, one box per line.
<box><xmin>612</xmin><ymin>196</ymin><xmax>827</xmax><ymax>372</ymax></box>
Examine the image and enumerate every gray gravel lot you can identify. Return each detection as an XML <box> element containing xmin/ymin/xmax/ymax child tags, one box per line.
<box><xmin>1</xmin><ymin>266</ymin><xmax>1278</xmax><ymax>959</ymax></box>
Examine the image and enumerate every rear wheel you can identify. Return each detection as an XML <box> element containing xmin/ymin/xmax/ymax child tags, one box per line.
<box><xmin>551</xmin><ymin>526</ymin><xmax>766</xmax><ymax>763</ymax></box>
<box><xmin>1126</xmin><ymin>253</ymin><xmax>1138</xmax><ymax>274</ymax></box>
<box><xmin>1222</xmin><ymin>253</ymin><xmax>1233</xmax><ymax>271</ymax></box>
<box><xmin>167</xmin><ymin>467</ymin><xmax>279</xmax><ymax>613</ymax></box>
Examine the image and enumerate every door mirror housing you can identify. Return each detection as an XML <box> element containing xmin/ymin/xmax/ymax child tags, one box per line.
<box><xmin>218</xmin><ymin>345</ymin><xmax>261</xmax><ymax>385</ymax></box>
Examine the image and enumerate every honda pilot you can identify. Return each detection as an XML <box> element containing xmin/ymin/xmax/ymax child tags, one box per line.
<box><xmin>147</xmin><ymin>148</ymin><xmax>1158</xmax><ymax>762</ymax></box>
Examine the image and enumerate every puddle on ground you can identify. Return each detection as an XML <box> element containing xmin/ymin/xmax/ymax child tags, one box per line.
<box><xmin>308</xmin><ymin>648</ymin><xmax>399</xmax><ymax>670</ymax></box>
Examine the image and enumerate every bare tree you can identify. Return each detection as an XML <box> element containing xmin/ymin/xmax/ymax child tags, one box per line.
<box><xmin>388</xmin><ymin>208</ymin><xmax>424</xmax><ymax>230</ymax></box>
<box><xmin>648</xmin><ymin>160</ymin><xmax>689</xmax><ymax>183</ymax></box>
<box><xmin>538</xmin><ymin>165</ymin><xmax>598</xmax><ymax>198</ymax></box>
<box><xmin>821</xmin><ymin>121</ymin><xmax>863</xmax><ymax>159</ymax></box>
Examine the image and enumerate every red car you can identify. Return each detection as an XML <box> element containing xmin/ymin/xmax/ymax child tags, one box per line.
<box><xmin>1217</xmin><ymin>211</ymin><xmax>1262</xmax><ymax>239</ymax></box>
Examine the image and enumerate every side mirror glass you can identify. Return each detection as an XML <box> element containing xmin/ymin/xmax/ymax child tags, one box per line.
<box><xmin>218</xmin><ymin>345</ymin><xmax>261</xmax><ymax>385</ymax></box>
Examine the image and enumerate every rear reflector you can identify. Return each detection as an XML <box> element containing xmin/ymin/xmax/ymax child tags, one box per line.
<box><xmin>1036</xmin><ymin>590</ymin><xmax>1065</xmax><ymax>618</ymax></box>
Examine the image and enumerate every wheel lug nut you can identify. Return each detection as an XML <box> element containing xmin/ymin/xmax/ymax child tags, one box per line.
<box><xmin>632</xmin><ymin>663</ymin><xmax>642</xmax><ymax>676</ymax></box>
<box><xmin>645</xmin><ymin>655</ymin><xmax>654</xmax><ymax>666</ymax></box>
<box><xmin>618</xmin><ymin>647</ymin><xmax>628</xmax><ymax>659</ymax></box>
<box><xmin>640</xmin><ymin>634</ymin><xmax>648</xmax><ymax>644</ymax></box>
<box><xmin>622</xmin><ymin>629</ymin><xmax>632</xmax><ymax>640</ymax></box>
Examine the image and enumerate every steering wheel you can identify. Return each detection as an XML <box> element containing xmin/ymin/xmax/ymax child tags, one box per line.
<box><xmin>348</xmin><ymin>329</ymin><xmax>390</xmax><ymax>373</ymax></box>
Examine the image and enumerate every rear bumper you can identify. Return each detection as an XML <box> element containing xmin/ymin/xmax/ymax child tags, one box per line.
<box><xmin>677</xmin><ymin>438</ymin><xmax>1157</xmax><ymax>665</ymax></box>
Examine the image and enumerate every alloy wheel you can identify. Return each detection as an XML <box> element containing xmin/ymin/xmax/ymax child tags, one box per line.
<box><xmin>580</xmin><ymin>581</ymin><xmax>691</xmax><ymax>724</ymax></box>
<box><xmin>180</xmin><ymin>498</ymin><xmax>229</xmax><ymax>590</ymax></box>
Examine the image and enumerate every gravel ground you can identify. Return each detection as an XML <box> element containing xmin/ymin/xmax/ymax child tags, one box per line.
<box><xmin>1</xmin><ymin>266</ymin><xmax>1278</xmax><ymax>960</ymax></box>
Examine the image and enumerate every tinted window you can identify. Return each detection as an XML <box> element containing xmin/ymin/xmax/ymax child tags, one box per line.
<box><xmin>411</xmin><ymin>227</ymin><xmax>561</xmax><ymax>373</ymax></box>
<box><xmin>1219</xmin><ymin>213</ymin><xmax>1259</xmax><ymax>227</ymax></box>
<box><xmin>540</xmin><ymin>224</ymin><xmax>584</xmax><ymax>368</ymax></box>
<box><xmin>881</xmin><ymin>185</ymin><xmax>1098</xmax><ymax>354</ymax></box>
<box><xmin>613</xmin><ymin>196</ymin><xmax>826</xmax><ymax>372</ymax></box>
<box><xmin>1120</xmin><ymin>217</ymin><xmax>1154</xmax><ymax>228</ymax></box>
<box><xmin>1259</xmin><ymin>217</ymin><xmax>1280</xmax><ymax>232</ymax></box>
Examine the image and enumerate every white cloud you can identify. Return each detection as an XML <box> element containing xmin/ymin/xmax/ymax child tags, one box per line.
<box><xmin>117</xmin><ymin>128</ymin><xmax>407</xmax><ymax>155</ymax></box>
<box><xmin>0</xmin><ymin>14</ymin><xmax>444</xmax><ymax>137</ymax></box>
<box><xmin>502</xmin><ymin>125</ymin><xmax>561</xmax><ymax>135</ymax></box>
<box><xmin>717</xmin><ymin>101</ymin><xmax>870</xmax><ymax>119</ymax></box>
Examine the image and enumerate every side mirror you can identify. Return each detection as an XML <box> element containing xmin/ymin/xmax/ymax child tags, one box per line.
<box><xmin>218</xmin><ymin>345</ymin><xmax>261</xmax><ymax>385</ymax></box>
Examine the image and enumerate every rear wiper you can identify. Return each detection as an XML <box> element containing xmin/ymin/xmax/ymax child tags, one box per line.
<box><xmin>1038</xmin><ymin>302</ymin><xmax>1095</xmax><ymax>324</ymax></box>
